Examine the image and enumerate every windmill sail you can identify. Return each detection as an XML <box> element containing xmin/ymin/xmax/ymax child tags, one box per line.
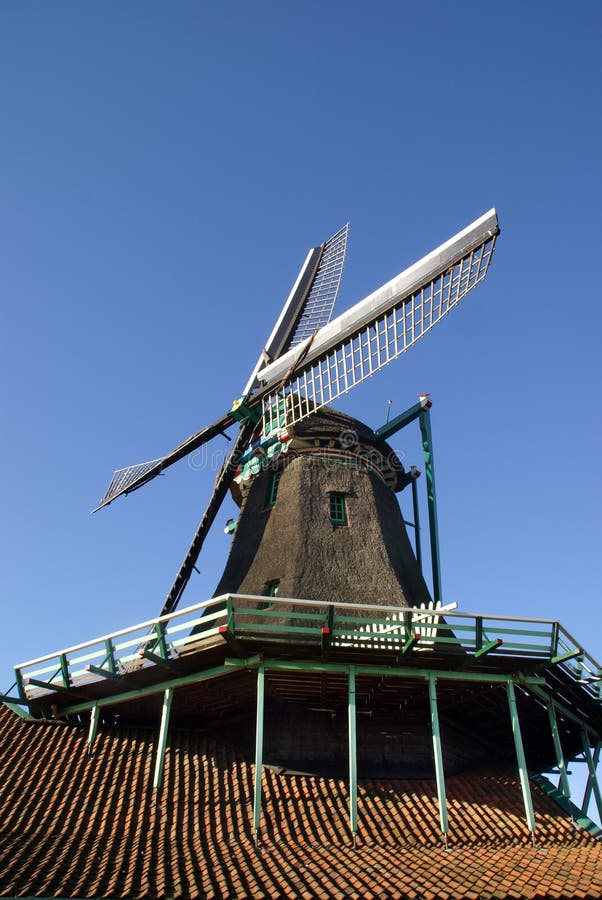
<box><xmin>243</xmin><ymin>224</ymin><xmax>349</xmax><ymax>395</ymax></box>
<box><xmin>258</xmin><ymin>209</ymin><xmax>499</xmax><ymax>433</ymax></box>
<box><xmin>288</xmin><ymin>223</ymin><xmax>349</xmax><ymax>348</ymax></box>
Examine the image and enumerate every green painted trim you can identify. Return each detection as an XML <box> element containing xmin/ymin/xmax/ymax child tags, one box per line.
<box><xmin>374</xmin><ymin>400</ymin><xmax>424</xmax><ymax>440</ymax></box>
<box><xmin>428</xmin><ymin>674</ymin><xmax>448</xmax><ymax>835</ymax></box>
<box><xmin>506</xmin><ymin>681</ymin><xmax>536</xmax><ymax>834</ymax></box>
<box><xmin>1</xmin><ymin>700</ymin><xmax>32</xmax><ymax>719</ymax></box>
<box><xmin>419</xmin><ymin>409</ymin><xmax>442</xmax><ymax>605</ymax></box>
<box><xmin>547</xmin><ymin>702</ymin><xmax>571</xmax><ymax>799</ymax></box>
<box><xmin>153</xmin><ymin>688</ymin><xmax>173</xmax><ymax>790</ymax></box>
<box><xmin>474</xmin><ymin>638</ymin><xmax>503</xmax><ymax>659</ymax></box>
<box><xmin>58</xmin><ymin>660</ymin><xmax>254</xmax><ymax>716</ymax></box>
<box><xmin>104</xmin><ymin>639</ymin><xmax>117</xmax><ymax>675</ymax></box>
<box><xmin>52</xmin><ymin>659</ymin><xmax>545</xmax><ymax>720</ymax></box>
<box><xmin>87</xmin><ymin>704</ymin><xmax>100</xmax><ymax>754</ymax></box>
<box><xmin>551</xmin><ymin>649</ymin><xmax>583</xmax><ymax>665</ymax></box>
<box><xmin>261</xmin><ymin>660</ymin><xmax>544</xmax><ymax>685</ymax></box>
<box><xmin>581</xmin><ymin>729</ymin><xmax>602</xmax><ymax>822</ymax></box>
<box><xmin>329</xmin><ymin>492</ymin><xmax>347</xmax><ymax>525</ymax></box>
<box><xmin>530</xmin><ymin>773</ymin><xmax>602</xmax><ymax>839</ymax></box>
<box><xmin>348</xmin><ymin>666</ymin><xmax>358</xmax><ymax>836</ymax></box>
<box><xmin>253</xmin><ymin>665</ymin><xmax>265</xmax><ymax>839</ymax></box>
<box><xmin>59</xmin><ymin>653</ymin><xmax>70</xmax><ymax>688</ymax></box>
<box><xmin>154</xmin><ymin>621</ymin><xmax>168</xmax><ymax>659</ymax></box>
<box><xmin>529</xmin><ymin>684</ymin><xmax>602</xmax><ymax>741</ymax></box>
<box><xmin>85</xmin><ymin>663</ymin><xmax>121</xmax><ymax>682</ymax></box>
<box><xmin>583</xmin><ymin>742</ymin><xmax>601</xmax><ymax>813</ymax></box>
<box><xmin>410</xmin><ymin>477</ymin><xmax>422</xmax><ymax>573</ymax></box>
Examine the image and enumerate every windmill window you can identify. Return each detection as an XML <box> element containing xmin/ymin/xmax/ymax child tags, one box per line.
<box><xmin>266</xmin><ymin>580</ymin><xmax>280</xmax><ymax>597</ymax></box>
<box><xmin>259</xmin><ymin>580</ymin><xmax>280</xmax><ymax>609</ymax></box>
<box><xmin>267</xmin><ymin>470</ymin><xmax>281</xmax><ymax>506</ymax></box>
<box><xmin>329</xmin><ymin>492</ymin><xmax>347</xmax><ymax>525</ymax></box>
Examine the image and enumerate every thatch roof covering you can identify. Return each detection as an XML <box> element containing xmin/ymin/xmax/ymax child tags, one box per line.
<box><xmin>216</xmin><ymin>405</ymin><xmax>430</xmax><ymax>608</ymax></box>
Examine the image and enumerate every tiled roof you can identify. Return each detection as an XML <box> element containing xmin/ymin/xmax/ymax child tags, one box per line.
<box><xmin>1</xmin><ymin>703</ymin><xmax>601</xmax><ymax>899</ymax></box>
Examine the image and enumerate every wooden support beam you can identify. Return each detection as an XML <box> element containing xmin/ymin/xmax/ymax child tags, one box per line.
<box><xmin>547</xmin><ymin>702</ymin><xmax>571</xmax><ymax>801</ymax></box>
<box><xmin>402</xmin><ymin>633</ymin><xmax>421</xmax><ymax>655</ymax></box>
<box><xmin>219</xmin><ymin>625</ymin><xmax>247</xmax><ymax>658</ymax></box>
<box><xmin>551</xmin><ymin>648</ymin><xmax>583</xmax><ymax>666</ymax></box>
<box><xmin>138</xmin><ymin>648</ymin><xmax>176</xmax><ymax>671</ymax></box>
<box><xmin>87</xmin><ymin>704</ymin><xmax>100</xmax><ymax>756</ymax></box>
<box><xmin>428</xmin><ymin>674</ymin><xmax>449</xmax><ymax>840</ymax></box>
<box><xmin>474</xmin><ymin>638</ymin><xmax>503</xmax><ymax>660</ymax></box>
<box><xmin>153</xmin><ymin>688</ymin><xmax>173</xmax><ymax>791</ymax></box>
<box><xmin>25</xmin><ymin>677</ymin><xmax>77</xmax><ymax>695</ymax></box>
<box><xmin>348</xmin><ymin>666</ymin><xmax>358</xmax><ymax>842</ymax></box>
<box><xmin>85</xmin><ymin>664</ymin><xmax>122</xmax><ymax>682</ymax></box>
<box><xmin>253</xmin><ymin>665</ymin><xmax>265</xmax><ymax>844</ymax></box>
<box><xmin>581</xmin><ymin>730</ymin><xmax>602</xmax><ymax>822</ymax></box>
<box><xmin>582</xmin><ymin>742</ymin><xmax>601</xmax><ymax>813</ymax></box>
<box><xmin>506</xmin><ymin>681</ymin><xmax>536</xmax><ymax>837</ymax></box>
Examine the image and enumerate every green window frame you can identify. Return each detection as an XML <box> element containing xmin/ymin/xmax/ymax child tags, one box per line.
<box><xmin>330</xmin><ymin>492</ymin><xmax>347</xmax><ymax>525</ymax></box>
<box><xmin>268</xmin><ymin>470</ymin><xmax>282</xmax><ymax>506</ymax></box>
<box><xmin>266</xmin><ymin>579</ymin><xmax>280</xmax><ymax>597</ymax></box>
<box><xmin>259</xmin><ymin>579</ymin><xmax>280</xmax><ymax>609</ymax></box>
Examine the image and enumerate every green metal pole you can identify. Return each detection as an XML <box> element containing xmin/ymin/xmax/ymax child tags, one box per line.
<box><xmin>506</xmin><ymin>681</ymin><xmax>536</xmax><ymax>837</ymax></box>
<box><xmin>253</xmin><ymin>663</ymin><xmax>265</xmax><ymax>843</ymax></box>
<box><xmin>348</xmin><ymin>665</ymin><xmax>358</xmax><ymax>841</ymax></box>
<box><xmin>546</xmin><ymin>702</ymin><xmax>571</xmax><ymax>800</ymax></box>
<box><xmin>419</xmin><ymin>409</ymin><xmax>442</xmax><ymax>605</ymax></box>
<box><xmin>87</xmin><ymin>704</ymin><xmax>100</xmax><ymax>756</ymax></box>
<box><xmin>582</xmin><ymin>741</ymin><xmax>601</xmax><ymax>813</ymax></box>
<box><xmin>411</xmin><ymin>477</ymin><xmax>422</xmax><ymax>573</ymax></box>
<box><xmin>428</xmin><ymin>674</ymin><xmax>449</xmax><ymax>840</ymax></box>
<box><xmin>153</xmin><ymin>688</ymin><xmax>173</xmax><ymax>791</ymax></box>
<box><xmin>581</xmin><ymin>729</ymin><xmax>602</xmax><ymax>822</ymax></box>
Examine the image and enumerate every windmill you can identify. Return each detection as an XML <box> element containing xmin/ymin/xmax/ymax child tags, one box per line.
<box><xmin>95</xmin><ymin>211</ymin><xmax>499</xmax><ymax>617</ymax></box>
<box><xmin>9</xmin><ymin>207</ymin><xmax>602</xmax><ymax>884</ymax></box>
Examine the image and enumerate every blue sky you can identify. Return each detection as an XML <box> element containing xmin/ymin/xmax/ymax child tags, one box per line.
<box><xmin>1</xmin><ymin>2</ymin><xmax>601</xmax><ymax>813</ymax></box>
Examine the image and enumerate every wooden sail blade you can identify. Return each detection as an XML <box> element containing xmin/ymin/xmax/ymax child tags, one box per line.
<box><xmin>93</xmin><ymin>410</ymin><xmax>237</xmax><ymax>511</ymax></box>
<box><xmin>257</xmin><ymin>210</ymin><xmax>499</xmax><ymax>431</ymax></box>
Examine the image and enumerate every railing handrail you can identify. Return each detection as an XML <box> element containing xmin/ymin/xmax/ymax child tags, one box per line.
<box><xmin>14</xmin><ymin>592</ymin><xmax>602</xmax><ymax>675</ymax></box>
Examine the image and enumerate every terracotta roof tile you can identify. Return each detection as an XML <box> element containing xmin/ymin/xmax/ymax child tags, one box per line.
<box><xmin>0</xmin><ymin>703</ymin><xmax>601</xmax><ymax>898</ymax></box>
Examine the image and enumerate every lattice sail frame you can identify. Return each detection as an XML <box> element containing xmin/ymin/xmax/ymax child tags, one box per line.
<box><xmin>99</xmin><ymin>458</ymin><xmax>164</xmax><ymax>507</ymax></box>
<box><xmin>289</xmin><ymin>223</ymin><xmax>349</xmax><ymax>348</ymax></box>
<box><xmin>261</xmin><ymin>215</ymin><xmax>498</xmax><ymax>434</ymax></box>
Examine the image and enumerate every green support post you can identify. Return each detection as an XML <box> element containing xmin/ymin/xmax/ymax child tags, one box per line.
<box><xmin>506</xmin><ymin>680</ymin><xmax>536</xmax><ymax>838</ymax></box>
<box><xmin>154</xmin><ymin>621</ymin><xmax>168</xmax><ymax>659</ymax></box>
<box><xmin>153</xmin><ymin>688</ymin><xmax>173</xmax><ymax>791</ymax></box>
<box><xmin>87</xmin><ymin>704</ymin><xmax>100</xmax><ymax>757</ymax></box>
<box><xmin>582</xmin><ymin>742</ymin><xmax>601</xmax><ymax>813</ymax></box>
<box><xmin>419</xmin><ymin>409</ymin><xmax>442</xmax><ymax>605</ymax></box>
<box><xmin>475</xmin><ymin>617</ymin><xmax>483</xmax><ymax>652</ymax></box>
<box><xmin>580</xmin><ymin>729</ymin><xmax>602</xmax><ymax>822</ymax></box>
<box><xmin>547</xmin><ymin>702</ymin><xmax>571</xmax><ymax>800</ymax></box>
<box><xmin>428</xmin><ymin>674</ymin><xmax>449</xmax><ymax>841</ymax></box>
<box><xmin>59</xmin><ymin>654</ymin><xmax>71</xmax><ymax>689</ymax></box>
<box><xmin>348</xmin><ymin>665</ymin><xmax>358</xmax><ymax>842</ymax></box>
<box><xmin>14</xmin><ymin>668</ymin><xmax>26</xmax><ymax>704</ymax></box>
<box><xmin>253</xmin><ymin>664</ymin><xmax>265</xmax><ymax>844</ymax></box>
<box><xmin>104</xmin><ymin>639</ymin><xmax>117</xmax><ymax>675</ymax></box>
<box><xmin>411</xmin><ymin>477</ymin><xmax>422</xmax><ymax>572</ymax></box>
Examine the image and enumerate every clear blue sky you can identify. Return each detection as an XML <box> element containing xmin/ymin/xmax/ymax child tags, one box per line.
<box><xmin>1</xmin><ymin>1</ymin><xmax>601</xmax><ymax>811</ymax></box>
